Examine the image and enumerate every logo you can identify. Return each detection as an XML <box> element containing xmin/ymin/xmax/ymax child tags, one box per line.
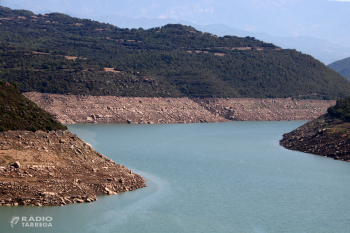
<box><xmin>9</xmin><ymin>215</ymin><xmax>53</xmax><ymax>228</ymax></box>
<box><xmin>9</xmin><ymin>216</ymin><xmax>20</xmax><ymax>228</ymax></box>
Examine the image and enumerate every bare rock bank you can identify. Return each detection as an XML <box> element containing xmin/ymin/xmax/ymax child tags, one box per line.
<box><xmin>280</xmin><ymin>114</ymin><xmax>350</xmax><ymax>162</ymax></box>
<box><xmin>0</xmin><ymin>130</ymin><xmax>146</xmax><ymax>206</ymax></box>
<box><xmin>24</xmin><ymin>92</ymin><xmax>335</xmax><ymax>124</ymax></box>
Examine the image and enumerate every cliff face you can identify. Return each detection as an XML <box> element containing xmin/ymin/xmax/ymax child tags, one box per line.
<box><xmin>0</xmin><ymin>129</ymin><xmax>146</xmax><ymax>206</ymax></box>
<box><xmin>280</xmin><ymin>114</ymin><xmax>350</xmax><ymax>162</ymax></box>
<box><xmin>24</xmin><ymin>92</ymin><xmax>335</xmax><ymax>124</ymax></box>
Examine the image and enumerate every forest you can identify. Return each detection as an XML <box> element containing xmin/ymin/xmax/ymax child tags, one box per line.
<box><xmin>1</xmin><ymin>6</ymin><xmax>350</xmax><ymax>99</ymax></box>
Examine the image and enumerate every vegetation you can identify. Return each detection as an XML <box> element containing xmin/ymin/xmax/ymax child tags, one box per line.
<box><xmin>0</xmin><ymin>45</ymin><xmax>181</xmax><ymax>97</ymax></box>
<box><xmin>328</xmin><ymin>57</ymin><xmax>350</xmax><ymax>81</ymax></box>
<box><xmin>0</xmin><ymin>6</ymin><xmax>350</xmax><ymax>99</ymax></box>
<box><xmin>327</xmin><ymin>97</ymin><xmax>350</xmax><ymax>120</ymax></box>
<box><xmin>0</xmin><ymin>81</ymin><xmax>67</xmax><ymax>131</ymax></box>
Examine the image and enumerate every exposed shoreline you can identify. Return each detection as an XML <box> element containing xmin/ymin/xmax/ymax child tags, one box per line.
<box><xmin>0</xmin><ymin>130</ymin><xmax>146</xmax><ymax>206</ymax></box>
<box><xmin>280</xmin><ymin>114</ymin><xmax>350</xmax><ymax>162</ymax></box>
<box><xmin>0</xmin><ymin>92</ymin><xmax>339</xmax><ymax>206</ymax></box>
<box><xmin>24</xmin><ymin>92</ymin><xmax>336</xmax><ymax>124</ymax></box>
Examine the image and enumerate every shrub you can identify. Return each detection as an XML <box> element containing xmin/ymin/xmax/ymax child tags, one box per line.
<box><xmin>327</xmin><ymin>97</ymin><xmax>350</xmax><ymax>120</ymax></box>
<box><xmin>29</xmin><ymin>126</ymin><xmax>37</xmax><ymax>132</ymax></box>
<box><xmin>46</xmin><ymin>125</ymin><xmax>53</xmax><ymax>131</ymax></box>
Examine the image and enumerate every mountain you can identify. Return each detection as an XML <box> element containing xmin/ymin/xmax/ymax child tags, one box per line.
<box><xmin>194</xmin><ymin>23</ymin><xmax>350</xmax><ymax>66</ymax></box>
<box><xmin>328</xmin><ymin>57</ymin><xmax>350</xmax><ymax>81</ymax></box>
<box><xmin>2</xmin><ymin>0</ymin><xmax>350</xmax><ymax>47</ymax></box>
<box><xmin>92</xmin><ymin>15</ymin><xmax>350</xmax><ymax>65</ymax></box>
<box><xmin>1</xmin><ymin>6</ymin><xmax>350</xmax><ymax>99</ymax></box>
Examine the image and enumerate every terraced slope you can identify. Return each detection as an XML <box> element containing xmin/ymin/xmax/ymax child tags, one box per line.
<box><xmin>1</xmin><ymin>6</ymin><xmax>349</xmax><ymax>99</ymax></box>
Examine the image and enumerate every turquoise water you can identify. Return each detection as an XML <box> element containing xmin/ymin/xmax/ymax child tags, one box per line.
<box><xmin>1</xmin><ymin>121</ymin><xmax>350</xmax><ymax>232</ymax></box>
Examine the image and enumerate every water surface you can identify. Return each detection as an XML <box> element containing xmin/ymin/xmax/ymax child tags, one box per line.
<box><xmin>1</xmin><ymin>121</ymin><xmax>350</xmax><ymax>232</ymax></box>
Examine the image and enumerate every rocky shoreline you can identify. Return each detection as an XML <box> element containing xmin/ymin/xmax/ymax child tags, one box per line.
<box><xmin>0</xmin><ymin>91</ymin><xmax>342</xmax><ymax>206</ymax></box>
<box><xmin>280</xmin><ymin>114</ymin><xmax>350</xmax><ymax>162</ymax></box>
<box><xmin>24</xmin><ymin>92</ymin><xmax>335</xmax><ymax>124</ymax></box>
<box><xmin>0</xmin><ymin>130</ymin><xmax>146</xmax><ymax>206</ymax></box>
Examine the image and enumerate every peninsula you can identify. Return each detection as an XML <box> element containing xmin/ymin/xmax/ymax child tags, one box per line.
<box><xmin>0</xmin><ymin>81</ymin><xmax>146</xmax><ymax>206</ymax></box>
<box><xmin>280</xmin><ymin>97</ymin><xmax>350</xmax><ymax>162</ymax></box>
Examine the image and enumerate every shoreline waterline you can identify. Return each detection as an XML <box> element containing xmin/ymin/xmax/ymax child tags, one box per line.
<box><xmin>1</xmin><ymin>121</ymin><xmax>350</xmax><ymax>233</ymax></box>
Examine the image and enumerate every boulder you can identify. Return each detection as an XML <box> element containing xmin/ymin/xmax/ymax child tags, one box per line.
<box><xmin>105</xmin><ymin>187</ymin><xmax>117</xmax><ymax>195</ymax></box>
<box><xmin>12</xmin><ymin>161</ymin><xmax>20</xmax><ymax>168</ymax></box>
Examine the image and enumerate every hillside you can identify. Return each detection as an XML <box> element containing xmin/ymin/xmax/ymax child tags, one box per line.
<box><xmin>1</xmin><ymin>6</ymin><xmax>350</xmax><ymax>99</ymax></box>
<box><xmin>280</xmin><ymin>97</ymin><xmax>350</xmax><ymax>162</ymax></box>
<box><xmin>0</xmin><ymin>81</ymin><xmax>67</xmax><ymax>132</ymax></box>
<box><xmin>328</xmin><ymin>57</ymin><xmax>350</xmax><ymax>81</ymax></box>
<box><xmin>0</xmin><ymin>81</ymin><xmax>146</xmax><ymax>206</ymax></box>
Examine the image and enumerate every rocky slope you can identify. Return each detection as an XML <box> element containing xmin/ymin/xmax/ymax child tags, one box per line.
<box><xmin>280</xmin><ymin>114</ymin><xmax>350</xmax><ymax>162</ymax></box>
<box><xmin>0</xmin><ymin>82</ymin><xmax>146</xmax><ymax>206</ymax></box>
<box><xmin>24</xmin><ymin>92</ymin><xmax>335</xmax><ymax>123</ymax></box>
<box><xmin>0</xmin><ymin>129</ymin><xmax>146</xmax><ymax>206</ymax></box>
<box><xmin>193</xmin><ymin>98</ymin><xmax>335</xmax><ymax>121</ymax></box>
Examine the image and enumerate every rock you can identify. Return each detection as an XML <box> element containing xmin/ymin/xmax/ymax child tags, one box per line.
<box><xmin>105</xmin><ymin>187</ymin><xmax>117</xmax><ymax>195</ymax></box>
<box><xmin>40</xmin><ymin>192</ymin><xmax>57</xmax><ymax>197</ymax></box>
<box><xmin>280</xmin><ymin>114</ymin><xmax>350</xmax><ymax>162</ymax></box>
<box><xmin>12</xmin><ymin>161</ymin><xmax>21</xmax><ymax>168</ymax></box>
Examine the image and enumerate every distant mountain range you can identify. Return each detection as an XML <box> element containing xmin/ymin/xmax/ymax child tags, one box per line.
<box><xmin>1</xmin><ymin>6</ymin><xmax>349</xmax><ymax>100</ymax></box>
<box><xmin>328</xmin><ymin>57</ymin><xmax>350</xmax><ymax>81</ymax></box>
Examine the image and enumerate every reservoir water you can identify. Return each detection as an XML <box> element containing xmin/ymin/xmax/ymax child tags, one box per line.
<box><xmin>1</xmin><ymin>121</ymin><xmax>350</xmax><ymax>232</ymax></box>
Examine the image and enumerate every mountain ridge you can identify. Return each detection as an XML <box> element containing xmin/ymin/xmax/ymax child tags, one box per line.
<box><xmin>328</xmin><ymin>57</ymin><xmax>350</xmax><ymax>81</ymax></box>
<box><xmin>1</xmin><ymin>6</ymin><xmax>350</xmax><ymax>99</ymax></box>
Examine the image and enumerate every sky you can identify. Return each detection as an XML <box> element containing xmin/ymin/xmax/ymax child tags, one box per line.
<box><xmin>0</xmin><ymin>0</ymin><xmax>349</xmax><ymax>63</ymax></box>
